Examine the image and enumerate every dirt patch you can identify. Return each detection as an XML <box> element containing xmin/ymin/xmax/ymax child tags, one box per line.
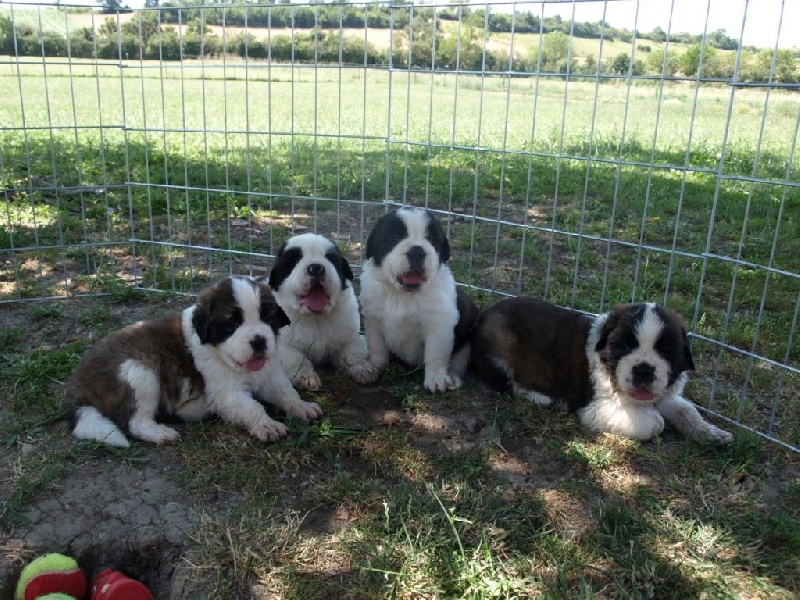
<box><xmin>2</xmin><ymin>457</ymin><xmax>197</xmax><ymax>595</ymax></box>
<box><xmin>0</xmin><ymin>439</ymin><xmax>200</xmax><ymax>598</ymax></box>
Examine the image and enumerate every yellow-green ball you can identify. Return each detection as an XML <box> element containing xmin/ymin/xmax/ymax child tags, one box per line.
<box><xmin>15</xmin><ymin>553</ymin><xmax>84</xmax><ymax>600</ymax></box>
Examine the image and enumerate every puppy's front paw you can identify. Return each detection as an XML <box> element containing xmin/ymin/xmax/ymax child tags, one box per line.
<box><xmin>250</xmin><ymin>416</ymin><xmax>288</xmax><ymax>443</ymax></box>
<box><xmin>424</xmin><ymin>369</ymin><xmax>462</xmax><ymax>393</ymax></box>
<box><xmin>130</xmin><ymin>421</ymin><xmax>181</xmax><ymax>445</ymax></box>
<box><xmin>694</xmin><ymin>423</ymin><xmax>734</xmax><ymax>444</ymax></box>
<box><xmin>647</xmin><ymin>413</ymin><xmax>666</xmax><ymax>440</ymax></box>
<box><xmin>514</xmin><ymin>385</ymin><xmax>553</xmax><ymax>406</ymax></box>
<box><xmin>293</xmin><ymin>371</ymin><xmax>322</xmax><ymax>391</ymax></box>
<box><xmin>284</xmin><ymin>399</ymin><xmax>323</xmax><ymax>422</ymax></box>
<box><xmin>348</xmin><ymin>359</ymin><xmax>381</xmax><ymax>384</ymax></box>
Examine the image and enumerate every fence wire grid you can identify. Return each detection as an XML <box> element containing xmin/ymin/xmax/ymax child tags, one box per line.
<box><xmin>1</xmin><ymin>0</ymin><xmax>798</xmax><ymax>451</ymax></box>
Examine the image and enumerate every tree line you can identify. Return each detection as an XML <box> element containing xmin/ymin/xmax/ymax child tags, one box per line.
<box><xmin>0</xmin><ymin>8</ymin><xmax>797</xmax><ymax>83</ymax></box>
<box><xmin>124</xmin><ymin>1</ymin><xmax>745</xmax><ymax>52</ymax></box>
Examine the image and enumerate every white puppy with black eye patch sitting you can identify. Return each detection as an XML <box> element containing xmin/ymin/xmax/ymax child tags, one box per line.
<box><xmin>269</xmin><ymin>233</ymin><xmax>378</xmax><ymax>389</ymax></box>
<box><xmin>359</xmin><ymin>207</ymin><xmax>480</xmax><ymax>392</ymax></box>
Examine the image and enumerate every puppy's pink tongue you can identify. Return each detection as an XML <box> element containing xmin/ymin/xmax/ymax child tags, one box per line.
<box><xmin>402</xmin><ymin>272</ymin><xmax>426</xmax><ymax>286</ymax></box>
<box><xmin>633</xmin><ymin>388</ymin><xmax>654</xmax><ymax>401</ymax></box>
<box><xmin>245</xmin><ymin>357</ymin><xmax>267</xmax><ymax>372</ymax></box>
<box><xmin>302</xmin><ymin>284</ymin><xmax>328</xmax><ymax>312</ymax></box>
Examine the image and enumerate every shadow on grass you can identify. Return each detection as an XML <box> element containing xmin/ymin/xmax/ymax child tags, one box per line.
<box><xmin>0</xmin><ymin>291</ymin><xmax>798</xmax><ymax>598</ymax></box>
<box><xmin>172</xmin><ymin>375</ymin><xmax>800</xmax><ymax>599</ymax></box>
<box><xmin>2</xmin><ymin>132</ymin><xmax>798</xmax><ymax>265</ymax></box>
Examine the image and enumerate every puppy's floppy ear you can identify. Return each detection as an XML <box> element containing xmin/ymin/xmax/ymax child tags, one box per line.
<box><xmin>272</xmin><ymin>304</ymin><xmax>291</xmax><ymax>332</ymax></box>
<box><xmin>326</xmin><ymin>245</ymin><xmax>354</xmax><ymax>289</ymax></box>
<box><xmin>426</xmin><ymin>211</ymin><xmax>450</xmax><ymax>264</ymax></box>
<box><xmin>192</xmin><ymin>288</ymin><xmax>214</xmax><ymax>344</ymax></box>
<box><xmin>268</xmin><ymin>241</ymin><xmax>290</xmax><ymax>290</ymax></box>
<box><xmin>681</xmin><ymin>327</ymin><xmax>696</xmax><ymax>372</ymax></box>
<box><xmin>364</xmin><ymin>215</ymin><xmax>385</xmax><ymax>261</ymax></box>
<box><xmin>257</xmin><ymin>281</ymin><xmax>291</xmax><ymax>332</ymax></box>
<box><xmin>594</xmin><ymin>306</ymin><xmax>621</xmax><ymax>353</ymax></box>
<box><xmin>341</xmin><ymin>260</ymin><xmax>354</xmax><ymax>284</ymax></box>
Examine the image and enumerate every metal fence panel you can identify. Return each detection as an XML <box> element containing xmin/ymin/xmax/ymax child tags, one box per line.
<box><xmin>1</xmin><ymin>0</ymin><xmax>798</xmax><ymax>451</ymax></box>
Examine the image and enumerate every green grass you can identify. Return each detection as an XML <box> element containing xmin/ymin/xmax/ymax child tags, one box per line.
<box><xmin>0</xmin><ymin>293</ymin><xmax>798</xmax><ymax>597</ymax></box>
<box><xmin>128</xmin><ymin>391</ymin><xmax>800</xmax><ymax>598</ymax></box>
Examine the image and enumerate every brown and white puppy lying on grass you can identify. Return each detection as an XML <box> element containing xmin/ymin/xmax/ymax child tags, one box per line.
<box><xmin>64</xmin><ymin>276</ymin><xmax>322</xmax><ymax>448</ymax></box>
<box><xmin>471</xmin><ymin>298</ymin><xmax>733</xmax><ymax>443</ymax></box>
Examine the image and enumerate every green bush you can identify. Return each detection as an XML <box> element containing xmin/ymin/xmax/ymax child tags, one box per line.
<box><xmin>1</xmin><ymin>7</ymin><xmax>794</xmax><ymax>83</ymax></box>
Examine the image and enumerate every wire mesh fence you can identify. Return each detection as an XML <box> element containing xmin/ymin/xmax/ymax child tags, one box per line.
<box><xmin>1</xmin><ymin>0</ymin><xmax>798</xmax><ymax>451</ymax></box>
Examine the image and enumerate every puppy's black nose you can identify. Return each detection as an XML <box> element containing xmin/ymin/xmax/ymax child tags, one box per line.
<box><xmin>407</xmin><ymin>245</ymin><xmax>426</xmax><ymax>269</ymax></box>
<box><xmin>250</xmin><ymin>335</ymin><xmax>267</xmax><ymax>354</ymax></box>
<box><xmin>307</xmin><ymin>263</ymin><xmax>325</xmax><ymax>280</ymax></box>
<box><xmin>632</xmin><ymin>363</ymin><xmax>655</xmax><ymax>386</ymax></box>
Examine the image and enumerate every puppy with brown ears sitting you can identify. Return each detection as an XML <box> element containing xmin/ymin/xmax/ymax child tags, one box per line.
<box><xmin>269</xmin><ymin>233</ymin><xmax>378</xmax><ymax>389</ymax></box>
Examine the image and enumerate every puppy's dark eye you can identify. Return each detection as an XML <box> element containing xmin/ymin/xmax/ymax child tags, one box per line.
<box><xmin>220</xmin><ymin>308</ymin><xmax>242</xmax><ymax>333</ymax></box>
<box><xmin>654</xmin><ymin>334</ymin><xmax>677</xmax><ymax>359</ymax></box>
<box><xmin>612</xmin><ymin>333</ymin><xmax>637</xmax><ymax>353</ymax></box>
<box><xmin>260</xmin><ymin>303</ymin><xmax>274</xmax><ymax>323</ymax></box>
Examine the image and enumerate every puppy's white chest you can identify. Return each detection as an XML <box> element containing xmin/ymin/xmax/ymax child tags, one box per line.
<box><xmin>383</xmin><ymin>308</ymin><xmax>426</xmax><ymax>364</ymax></box>
<box><xmin>285</xmin><ymin>318</ymin><xmax>338</xmax><ymax>362</ymax></box>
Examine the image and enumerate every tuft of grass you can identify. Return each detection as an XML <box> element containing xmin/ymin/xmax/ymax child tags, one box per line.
<box><xmin>0</xmin><ymin>345</ymin><xmax>81</xmax><ymax>445</ymax></box>
<box><xmin>563</xmin><ymin>439</ymin><xmax>616</xmax><ymax>470</ymax></box>
<box><xmin>0</xmin><ymin>327</ymin><xmax>26</xmax><ymax>348</ymax></box>
<box><xmin>30</xmin><ymin>305</ymin><xmax>61</xmax><ymax>321</ymax></box>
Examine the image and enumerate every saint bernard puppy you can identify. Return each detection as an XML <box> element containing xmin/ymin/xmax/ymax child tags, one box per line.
<box><xmin>471</xmin><ymin>298</ymin><xmax>733</xmax><ymax>443</ymax></box>
<box><xmin>64</xmin><ymin>276</ymin><xmax>322</xmax><ymax>448</ymax></box>
<box><xmin>268</xmin><ymin>233</ymin><xmax>378</xmax><ymax>389</ymax></box>
<box><xmin>359</xmin><ymin>207</ymin><xmax>480</xmax><ymax>392</ymax></box>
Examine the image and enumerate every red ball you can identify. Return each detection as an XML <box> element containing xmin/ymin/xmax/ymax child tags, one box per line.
<box><xmin>90</xmin><ymin>568</ymin><xmax>153</xmax><ymax>600</ymax></box>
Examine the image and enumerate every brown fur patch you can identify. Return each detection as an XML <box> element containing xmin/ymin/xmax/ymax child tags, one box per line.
<box><xmin>471</xmin><ymin>298</ymin><xmax>594</xmax><ymax>411</ymax></box>
<box><xmin>64</xmin><ymin>313</ymin><xmax>204</xmax><ymax>433</ymax></box>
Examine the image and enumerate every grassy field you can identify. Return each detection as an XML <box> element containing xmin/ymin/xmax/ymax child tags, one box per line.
<box><xmin>0</xmin><ymin>48</ymin><xmax>799</xmax><ymax>597</ymax></box>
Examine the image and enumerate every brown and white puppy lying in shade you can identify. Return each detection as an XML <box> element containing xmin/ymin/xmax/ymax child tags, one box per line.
<box><xmin>471</xmin><ymin>298</ymin><xmax>733</xmax><ymax>443</ymax></box>
<box><xmin>64</xmin><ymin>276</ymin><xmax>322</xmax><ymax>448</ymax></box>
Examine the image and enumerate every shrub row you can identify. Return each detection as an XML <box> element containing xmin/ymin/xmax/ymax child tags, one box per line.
<box><xmin>1</xmin><ymin>14</ymin><xmax>796</xmax><ymax>82</ymax></box>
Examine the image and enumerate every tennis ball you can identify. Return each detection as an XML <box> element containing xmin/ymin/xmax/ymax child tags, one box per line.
<box><xmin>15</xmin><ymin>553</ymin><xmax>86</xmax><ymax>600</ymax></box>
